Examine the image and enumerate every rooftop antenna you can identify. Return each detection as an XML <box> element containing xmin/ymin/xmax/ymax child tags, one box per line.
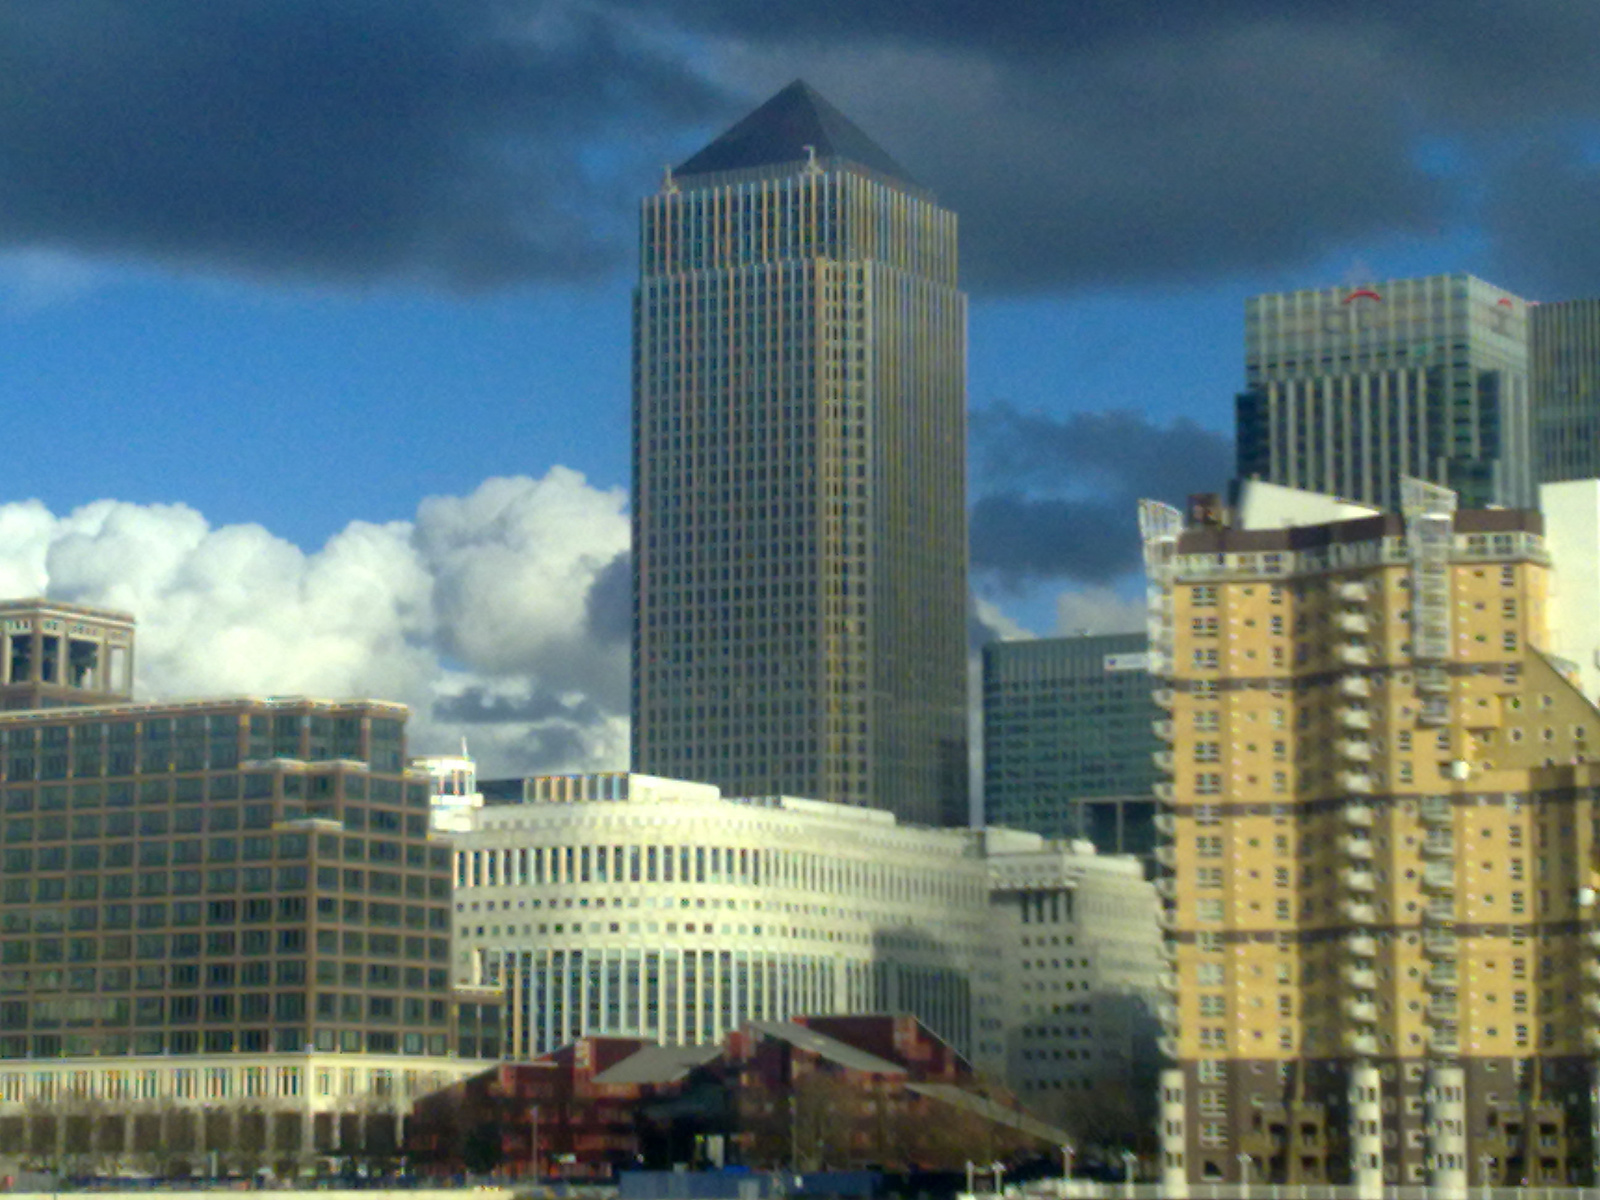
<box><xmin>802</xmin><ymin>144</ymin><xmax>822</xmax><ymax>176</ymax></box>
<box><xmin>662</xmin><ymin>164</ymin><xmax>678</xmax><ymax>194</ymax></box>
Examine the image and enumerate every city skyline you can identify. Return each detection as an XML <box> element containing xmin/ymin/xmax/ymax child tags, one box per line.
<box><xmin>5</xmin><ymin>5</ymin><xmax>1600</xmax><ymax>776</ymax></box>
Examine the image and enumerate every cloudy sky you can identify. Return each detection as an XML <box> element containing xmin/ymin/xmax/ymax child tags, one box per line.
<box><xmin>3</xmin><ymin>0</ymin><xmax>1598</xmax><ymax>776</ymax></box>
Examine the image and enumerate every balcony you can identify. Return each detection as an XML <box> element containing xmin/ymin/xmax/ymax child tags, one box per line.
<box><xmin>1154</xmin><ymin>812</ymin><xmax>1177</xmax><ymax>837</ymax></box>
<box><xmin>1427</xmin><ymin>996</ymin><xmax>1458</xmax><ymax>1022</ymax></box>
<box><xmin>1430</xmin><ymin>1029</ymin><xmax>1460</xmax><ymax>1055</ymax></box>
<box><xmin>1422</xmin><ymin>862</ymin><xmax>1457</xmax><ymax>893</ymax></box>
<box><xmin>1584</xmin><ymin>928</ymin><xmax>1600</xmax><ymax>950</ymax></box>
<box><xmin>1337</xmin><ymin>738</ymin><xmax>1373</xmax><ymax>762</ymax></box>
<box><xmin>1158</xmin><ymin>1035</ymin><xmax>1181</xmax><ymax>1060</ymax></box>
<box><xmin>1339</xmin><ymin>674</ymin><xmax>1372</xmax><ymax>698</ymax></box>
<box><xmin>1425</xmin><ymin>965</ymin><xmax>1458</xmax><ymax>991</ymax></box>
<box><xmin>1423</xmin><ymin>929</ymin><xmax>1459</xmax><ymax>958</ymax></box>
<box><xmin>1343</xmin><ymin>965</ymin><xmax>1378</xmax><ymax>990</ymax></box>
<box><xmin>1154</xmin><ymin>844</ymin><xmax>1178</xmax><ymax>869</ymax></box>
<box><xmin>1419</xmin><ymin>835</ymin><xmax>1455</xmax><ymax>860</ymax></box>
<box><xmin>1339</xmin><ymin>771</ymin><xmax>1374</xmax><ymax>794</ymax></box>
<box><xmin>1341</xmin><ymin>835</ymin><xmax>1374</xmax><ymax>860</ymax></box>
<box><xmin>1343</xmin><ymin>803</ymin><xmax>1375</xmax><ymax>827</ymax></box>
<box><xmin>1153</xmin><ymin>687</ymin><xmax>1176</xmax><ymax>709</ymax></box>
<box><xmin>1341</xmin><ymin>867</ymin><xmax>1377</xmax><ymax>892</ymax></box>
<box><xmin>1337</xmin><ymin>643</ymin><xmax>1373</xmax><ymax>667</ymax></box>
<box><xmin>1338</xmin><ymin>706</ymin><xmax>1372</xmax><ymax>730</ymax></box>
<box><xmin>1344</xmin><ymin>998</ymin><xmax>1379</xmax><ymax>1024</ymax></box>
<box><xmin>1158</xmin><ymin>971</ymin><xmax>1180</xmax><ymax>994</ymax></box>
<box><xmin>1152</xmin><ymin>749</ymin><xmax>1175</xmax><ymax>772</ymax></box>
<box><xmin>1157</xmin><ymin>907</ymin><xmax>1181</xmax><ymax>931</ymax></box>
<box><xmin>1419</xmin><ymin>796</ymin><xmax>1453</xmax><ymax>826</ymax></box>
<box><xmin>1336</xmin><ymin>611</ymin><xmax>1371</xmax><ymax>634</ymax></box>
<box><xmin>1347</xmin><ymin>933</ymin><xmax>1378</xmax><ymax>959</ymax></box>
<box><xmin>1336</xmin><ymin>580</ymin><xmax>1370</xmax><ymax>603</ymax></box>
<box><xmin>1583</xmin><ymin>994</ymin><xmax>1600</xmax><ymax>1018</ymax></box>
<box><xmin>1154</xmin><ymin>780</ymin><xmax>1174</xmax><ymax>802</ymax></box>
<box><xmin>1154</xmin><ymin>875</ymin><xmax>1178</xmax><ymax>899</ymax></box>
<box><xmin>1344</xmin><ymin>1030</ymin><xmax>1379</xmax><ymax>1056</ymax></box>
<box><xmin>1153</xmin><ymin>718</ymin><xmax>1175</xmax><ymax>742</ymax></box>
<box><xmin>1157</xmin><ymin>1001</ymin><xmax>1179</xmax><ymax>1025</ymax></box>
<box><xmin>1342</xmin><ymin>899</ymin><xmax>1377</xmax><ymax>925</ymax></box>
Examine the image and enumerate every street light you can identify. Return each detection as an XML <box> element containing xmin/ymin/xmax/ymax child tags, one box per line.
<box><xmin>1238</xmin><ymin>1151</ymin><xmax>1252</xmax><ymax>1188</ymax></box>
<box><xmin>1061</xmin><ymin>1143</ymin><xmax>1075</xmax><ymax>1196</ymax></box>
<box><xmin>1480</xmin><ymin>1152</ymin><xmax>1493</xmax><ymax>1200</ymax></box>
<box><xmin>1122</xmin><ymin>1149</ymin><xmax>1136</xmax><ymax>1198</ymax></box>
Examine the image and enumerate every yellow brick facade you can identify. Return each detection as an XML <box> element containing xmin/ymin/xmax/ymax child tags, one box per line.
<box><xmin>1144</xmin><ymin>497</ymin><xmax>1600</xmax><ymax>1190</ymax></box>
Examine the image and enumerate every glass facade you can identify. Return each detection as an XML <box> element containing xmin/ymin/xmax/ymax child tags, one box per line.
<box><xmin>981</xmin><ymin>633</ymin><xmax>1159</xmax><ymax>857</ymax></box>
<box><xmin>1237</xmin><ymin>273</ymin><xmax>1532</xmax><ymax>510</ymax></box>
<box><xmin>630</xmin><ymin>84</ymin><xmax>969</xmax><ymax>825</ymax></box>
<box><xmin>0</xmin><ymin>700</ymin><xmax>458</xmax><ymax>1060</ymax></box>
<box><xmin>1533</xmin><ymin>298</ymin><xmax>1600</xmax><ymax>483</ymax></box>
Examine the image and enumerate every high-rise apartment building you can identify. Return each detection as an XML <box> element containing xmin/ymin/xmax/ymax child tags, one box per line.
<box><xmin>630</xmin><ymin>81</ymin><xmax>969</xmax><ymax>825</ymax></box>
<box><xmin>982</xmin><ymin>633</ymin><xmax>1159</xmax><ymax>857</ymax></box>
<box><xmin>1141</xmin><ymin>480</ymin><xmax>1600</xmax><ymax>1192</ymax></box>
<box><xmin>1533</xmin><ymin>298</ymin><xmax>1600</xmax><ymax>483</ymax></box>
<box><xmin>1236</xmin><ymin>274</ymin><xmax>1532</xmax><ymax>510</ymax></box>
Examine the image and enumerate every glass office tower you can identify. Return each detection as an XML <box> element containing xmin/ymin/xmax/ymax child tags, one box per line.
<box><xmin>1237</xmin><ymin>274</ymin><xmax>1531</xmax><ymax>510</ymax></box>
<box><xmin>631</xmin><ymin>81</ymin><xmax>969</xmax><ymax>825</ymax></box>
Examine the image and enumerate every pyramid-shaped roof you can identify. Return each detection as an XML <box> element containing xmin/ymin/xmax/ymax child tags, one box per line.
<box><xmin>676</xmin><ymin>80</ymin><xmax>918</xmax><ymax>187</ymax></box>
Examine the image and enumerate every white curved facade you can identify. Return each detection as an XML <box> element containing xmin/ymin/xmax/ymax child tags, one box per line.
<box><xmin>449</xmin><ymin>774</ymin><xmax>1003</xmax><ymax>1071</ymax></box>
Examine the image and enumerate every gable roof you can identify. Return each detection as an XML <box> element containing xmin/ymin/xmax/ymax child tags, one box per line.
<box><xmin>748</xmin><ymin>1019</ymin><xmax>908</xmax><ymax>1075</ymax></box>
<box><xmin>676</xmin><ymin>80</ymin><xmax>917</xmax><ymax>187</ymax></box>
<box><xmin>592</xmin><ymin>1042</ymin><xmax>722</xmax><ymax>1086</ymax></box>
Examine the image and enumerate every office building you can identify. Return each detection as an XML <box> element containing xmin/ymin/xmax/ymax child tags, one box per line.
<box><xmin>987</xmin><ymin>835</ymin><xmax>1162</xmax><ymax>1132</ymax></box>
<box><xmin>1533</xmin><ymin>298</ymin><xmax>1600</xmax><ymax>482</ymax></box>
<box><xmin>0</xmin><ymin>598</ymin><xmax>134</xmax><ymax>710</ymax></box>
<box><xmin>450</xmin><ymin>772</ymin><xmax>1003</xmax><ymax>1073</ymax></box>
<box><xmin>1140</xmin><ymin>479</ymin><xmax>1600</xmax><ymax>1191</ymax></box>
<box><xmin>0</xmin><ymin>599</ymin><xmax>490</xmax><ymax>1170</ymax></box>
<box><xmin>1236</xmin><ymin>274</ymin><xmax>1532</xmax><ymax>510</ymax></box>
<box><xmin>630</xmin><ymin>80</ymin><xmax>969</xmax><ymax>825</ymax></box>
<box><xmin>981</xmin><ymin>633</ymin><xmax>1160</xmax><ymax>856</ymax></box>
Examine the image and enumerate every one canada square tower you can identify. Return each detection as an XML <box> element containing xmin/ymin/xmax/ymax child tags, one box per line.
<box><xmin>630</xmin><ymin>81</ymin><xmax>968</xmax><ymax>826</ymax></box>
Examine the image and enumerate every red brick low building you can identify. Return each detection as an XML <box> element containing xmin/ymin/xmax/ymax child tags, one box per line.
<box><xmin>407</xmin><ymin>1015</ymin><xmax>1064</xmax><ymax>1179</ymax></box>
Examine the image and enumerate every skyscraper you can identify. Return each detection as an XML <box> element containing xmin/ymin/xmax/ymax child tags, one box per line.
<box><xmin>630</xmin><ymin>81</ymin><xmax>969</xmax><ymax>825</ymax></box>
<box><xmin>981</xmin><ymin>632</ymin><xmax>1159</xmax><ymax>858</ymax></box>
<box><xmin>1532</xmin><ymin>297</ymin><xmax>1600</xmax><ymax>482</ymax></box>
<box><xmin>1236</xmin><ymin>274</ymin><xmax>1532</xmax><ymax>510</ymax></box>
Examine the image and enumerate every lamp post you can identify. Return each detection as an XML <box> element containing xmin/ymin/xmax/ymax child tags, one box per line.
<box><xmin>1480</xmin><ymin>1152</ymin><xmax>1493</xmax><ymax>1200</ymax></box>
<box><xmin>1122</xmin><ymin>1149</ymin><xmax>1136</xmax><ymax>1199</ymax></box>
<box><xmin>1238</xmin><ymin>1151</ymin><xmax>1252</xmax><ymax>1191</ymax></box>
<box><xmin>1061</xmin><ymin>1143</ymin><xmax>1075</xmax><ymax>1197</ymax></box>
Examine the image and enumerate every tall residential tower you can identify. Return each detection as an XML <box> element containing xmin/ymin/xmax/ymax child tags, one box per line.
<box><xmin>1236</xmin><ymin>274</ymin><xmax>1532</xmax><ymax>510</ymax></box>
<box><xmin>630</xmin><ymin>81</ymin><xmax>969</xmax><ymax>825</ymax></box>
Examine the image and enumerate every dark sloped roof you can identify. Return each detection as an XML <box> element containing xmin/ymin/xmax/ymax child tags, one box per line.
<box><xmin>592</xmin><ymin>1043</ymin><xmax>721</xmax><ymax>1086</ymax></box>
<box><xmin>677</xmin><ymin>80</ymin><xmax>917</xmax><ymax>186</ymax></box>
<box><xmin>748</xmin><ymin>1019</ymin><xmax>908</xmax><ymax>1075</ymax></box>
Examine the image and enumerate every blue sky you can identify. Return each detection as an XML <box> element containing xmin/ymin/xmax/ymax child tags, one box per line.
<box><xmin>2</xmin><ymin>1</ymin><xmax>1599</xmax><ymax>774</ymax></box>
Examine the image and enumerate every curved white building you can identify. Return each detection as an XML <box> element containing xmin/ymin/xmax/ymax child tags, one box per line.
<box><xmin>449</xmin><ymin>773</ymin><xmax>1004</xmax><ymax>1071</ymax></box>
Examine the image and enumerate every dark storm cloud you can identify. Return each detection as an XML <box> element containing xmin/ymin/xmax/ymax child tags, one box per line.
<box><xmin>969</xmin><ymin>405</ymin><xmax>1232</xmax><ymax>582</ymax></box>
<box><xmin>654</xmin><ymin>0</ymin><xmax>1600</xmax><ymax>292</ymax></box>
<box><xmin>11</xmin><ymin>1</ymin><xmax>1600</xmax><ymax>291</ymax></box>
<box><xmin>0</xmin><ymin>0</ymin><xmax>723</xmax><ymax>284</ymax></box>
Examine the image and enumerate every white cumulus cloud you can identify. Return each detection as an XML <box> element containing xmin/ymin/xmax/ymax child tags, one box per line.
<box><xmin>5</xmin><ymin>470</ymin><xmax>631</xmax><ymax>779</ymax></box>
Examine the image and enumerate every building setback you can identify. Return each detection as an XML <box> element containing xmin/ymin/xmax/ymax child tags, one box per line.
<box><xmin>1236</xmin><ymin>274</ymin><xmax>1532</xmax><ymax>511</ymax></box>
<box><xmin>1140</xmin><ymin>480</ymin><xmax>1600</xmax><ymax>1192</ymax></box>
<box><xmin>982</xmin><ymin>633</ymin><xmax>1160</xmax><ymax>857</ymax></box>
<box><xmin>630</xmin><ymin>80</ymin><xmax>969</xmax><ymax>825</ymax></box>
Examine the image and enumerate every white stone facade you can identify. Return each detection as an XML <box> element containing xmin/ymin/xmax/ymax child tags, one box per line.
<box><xmin>449</xmin><ymin>773</ymin><xmax>1004</xmax><ymax>1071</ymax></box>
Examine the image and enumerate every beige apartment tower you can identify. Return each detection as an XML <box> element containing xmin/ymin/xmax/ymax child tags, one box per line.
<box><xmin>1142</xmin><ymin>480</ymin><xmax>1600</xmax><ymax>1191</ymax></box>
